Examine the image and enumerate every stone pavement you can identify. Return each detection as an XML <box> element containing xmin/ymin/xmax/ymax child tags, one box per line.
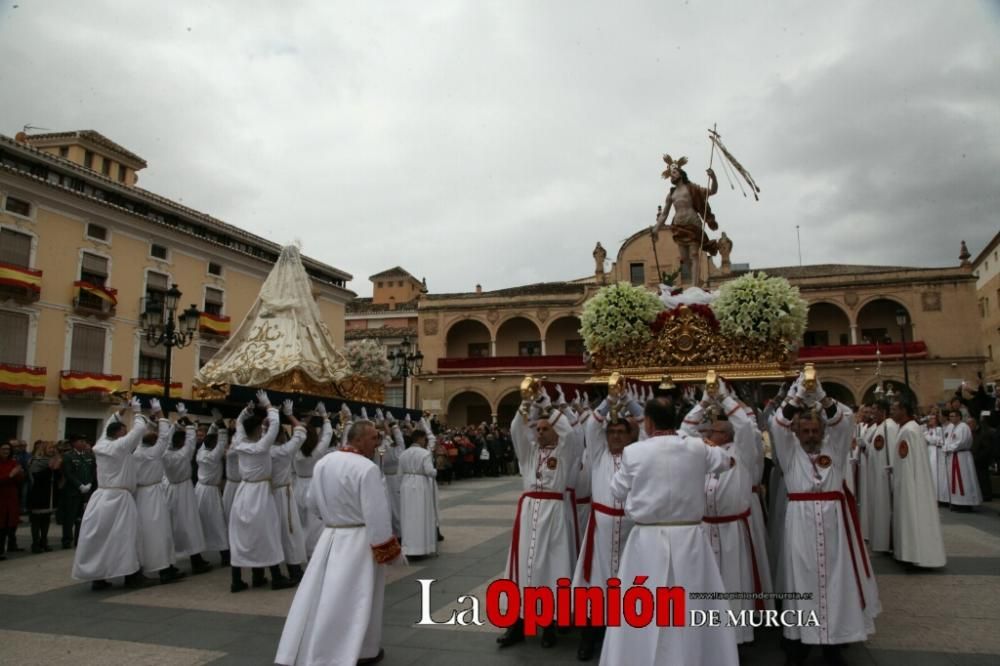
<box><xmin>1</xmin><ymin>475</ymin><xmax>999</xmax><ymax>665</ymax></box>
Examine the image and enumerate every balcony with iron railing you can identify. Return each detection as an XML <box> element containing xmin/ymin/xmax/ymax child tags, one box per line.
<box><xmin>797</xmin><ymin>341</ymin><xmax>927</xmax><ymax>362</ymax></box>
<box><xmin>437</xmin><ymin>354</ymin><xmax>588</xmax><ymax>373</ymax></box>
<box><xmin>0</xmin><ymin>262</ymin><xmax>42</xmax><ymax>303</ymax></box>
<box><xmin>73</xmin><ymin>281</ymin><xmax>118</xmax><ymax>317</ymax></box>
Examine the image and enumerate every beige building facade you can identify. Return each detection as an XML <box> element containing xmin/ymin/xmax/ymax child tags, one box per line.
<box><xmin>0</xmin><ymin>130</ymin><xmax>353</xmax><ymax>444</ymax></box>
<box><xmin>414</xmin><ymin>226</ymin><xmax>985</xmax><ymax>426</ymax></box>
<box><xmin>972</xmin><ymin>231</ymin><xmax>1000</xmax><ymax>385</ymax></box>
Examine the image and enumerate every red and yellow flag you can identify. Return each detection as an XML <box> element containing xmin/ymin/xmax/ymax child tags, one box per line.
<box><xmin>59</xmin><ymin>371</ymin><xmax>123</xmax><ymax>395</ymax></box>
<box><xmin>0</xmin><ymin>364</ymin><xmax>46</xmax><ymax>394</ymax></box>
<box><xmin>74</xmin><ymin>280</ymin><xmax>118</xmax><ymax>305</ymax></box>
<box><xmin>131</xmin><ymin>378</ymin><xmax>183</xmax><ymax>396</ymax></box>
<box><xmin>0</xmin><ymin>262</ymin><xmax>42</xmax><ymax>292</ymax></box>
<box><xmin>199</xmin><ymin>312</ymin><xmax>231</xmax><ymax>337</ymax></box>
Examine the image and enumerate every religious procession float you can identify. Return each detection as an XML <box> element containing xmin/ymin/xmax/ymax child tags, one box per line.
<box><xmin>191</xmin><ymin>245</ymin><xmax>418</xmax><ymax>418</ymax></box>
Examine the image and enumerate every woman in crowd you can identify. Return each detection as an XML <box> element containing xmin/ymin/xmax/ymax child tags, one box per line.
<box><xmin>0</xmin><ymin>442</ymin><xmax>24</xmax><ymax>560</ymax></box>
<box><xmin>28</xmin><ymin>441</ymin><xmax>62</xmax><ymax>553</ymax></box>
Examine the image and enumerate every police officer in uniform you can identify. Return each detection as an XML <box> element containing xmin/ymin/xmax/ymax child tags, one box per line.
<box><xmin>61</xmin><ymin>434</ymin><xmax>96</xmax><ymax>548</ymax></box>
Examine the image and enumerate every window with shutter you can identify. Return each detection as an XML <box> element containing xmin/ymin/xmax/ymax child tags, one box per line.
<box><xmin>204</xmin><ymin>287</ymin><xmax>224</xmax><ymax>315</ymax></box>
<box><xmin>70</xmin><ymin>324</ymin><xmax>106</xmax><ymax>373</ymax></box>
<box><xmin>80</xmin><ymin>253</ymin><xmax>108</xmax><ymax>284</ymax></box>
<box><xmin>0</xmin><ymin>228</ymin><xmax>32</xmax><ymax>267</ymax></box>
<box><xmin>0</xmin><ymin>310</ymin><xmax>29</xmax><ymax>365</ymax></box>
<box><xmin>199</xmin><ymin>344</ymin><xmax>220</xmax><ymax>369</ymax></box>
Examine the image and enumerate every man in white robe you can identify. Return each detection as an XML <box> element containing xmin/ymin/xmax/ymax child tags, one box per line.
<box><xmin>497</xmin><ymin>390</ymin><xmax>581</xmax><ymax>650</ymax></box>
<box><xmin>399</xmin><ymin>429</ymin><xmax>438</xmax><ymax>556</ymax></box>
<box><xmin>682</xmin><ymin>381</ymin><xmax>773</xmax><ymax>646</ymax></box>
<box><xmin>855</xmin><ymin>406</ymin><xmax>875</xmax><ymax>537</ymax></box>
<box><xmin>195</xmin><ymin>412</ymin><xmax>230</xmax><ymax>566</ymax></box>
<box><xmin>163</xmin><ymin>402</ymin><xmax>211</xmax><ymax>576</ymax></box>
<box><xmin>860</xmin><ymin>401</ymin><xmax>895</xmax><ymax>552</ymax></box>
<box><xmin>572</xmin><ymin>394</ymin><xmax>639</xmax><ymax>661</ymax></box>
<box><xmin>600</xmin><ymin>398</ymin><xmax>739</xmax><ymax>666</ymax></box>
<box><xmin>132</xmin><ymin>400</ymin><xmax>183</xmax><ymax>584</ymax></box>
<box><xmin>944</xmin><ymin>410</ymin><xmax>982</xmax><ymax>509</ymax></box>
<box><xmin>72</xmin><ymin>398</ymin><xmax>150</xmax><ymax>590</ymax></box>
<box><xmin>922</xmin><ymin>415</ymin><xmax>948</xmax><ymax>504</ymax></box>
<box><xmin>888</xmin><ymin>399</ymin><xmax>946</xmax><ymax>568</ymax></box>
<box><xmin>273</xmin><ymin>400</ymin><xmax>308</xmax><ymax>582</ymax></box>
<box><xmin>771</xmin><ymin>376</ymin><xmax>879</xmax><ymax>666</ymax></box>
<box><xmin>229</xmin><ymin>391</ymin><xmax>295</xmax><ymax>592</ymax></box>
<box><xmin>275</xmin><ymin>419</ymin><xmax>403</xmax><ymax>666</ymax></box>
<box><xmin>292</xmin><ymin>403</ymin><xmax>334</xmax><ymax>557</ymax></box>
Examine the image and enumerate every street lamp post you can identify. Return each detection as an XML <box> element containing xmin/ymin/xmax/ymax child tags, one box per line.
<box><xmin>895</xmin><ymin>308</ymin><xmax>911</xmax><ymax>397</ymax></box>
<box><xmin>140</xmin><ymin>284</ymin><xmax>200</xmax><ymax>401</ymax></box>
<box><xmin>388</xmin><ymin>336</ymin><xmax>424</xmax><ymax>409</ymax></box>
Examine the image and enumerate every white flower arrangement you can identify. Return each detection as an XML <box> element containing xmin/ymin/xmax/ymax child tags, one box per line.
<box><xmin>581</xmin><ymin>282</ymin><xmax>664</xmax><ymax>353</ymax></box>
<box><xmin>712</xmin><ymin>272</ymin><xmax>808</xmax><ymax>344</ymax></box>
<box><xmin>344</xmin><ymin>339</ymin><xmax>392</xmax><ymax>384</ymax></box>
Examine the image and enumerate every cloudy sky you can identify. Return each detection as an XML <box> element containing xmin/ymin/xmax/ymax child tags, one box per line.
<box><xmin>2</xmin><ymin>1</ymin><xmax>998</xmax><ymax>295</ymax></box>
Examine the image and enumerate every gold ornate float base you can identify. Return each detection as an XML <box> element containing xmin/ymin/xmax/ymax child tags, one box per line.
<box><xmin>588</xmin><ymin>305</ymin><xmax>797</xmax><ymax>384</ymax></box>
<box><xmin>193</xmin><ymin>370</ymin><xmax>385</xmax><ymax>404</ymax></box>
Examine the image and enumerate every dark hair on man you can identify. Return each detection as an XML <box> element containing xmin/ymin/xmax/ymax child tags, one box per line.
<box><xmin>243</xmin><ymin>409</ymin><xmax>266</xmax><ymax>438</ymax></box>
<box><xmin>644</xmin><ymin>398</ymin><xmax>679</xmax><ymax>431</ymax></box>
<box><xmin>673</xmin><ymin>167</ymin><xmax>690</xmax><ymax>184</ymax></box>
<box><xmin>874</xmin><ymin>399</ymin><xmax>890</xmax><ymax>414</ymax></box>
<box><xmin>892</xmin><ymin>398</ymin><xmax>916</xmax><ymax>418</ymax></box>
<box><xmin>106</xmin><ymin>421</ymin><xmax>127</xmax><ymax>439</ymax></box>
<box><xmin>412</xmin><ymin>429</ymin><xmax>428</xmax><ymax>443</ymax></box>
<box><xmin>171</xmin><ymin>428</ymin><xmax>186</xmax><ymax>447</ymax></box>
<box><xmin>606</xmin><ymin>419</ymin><xmax>631</xmax><ymax>433</ymax></box>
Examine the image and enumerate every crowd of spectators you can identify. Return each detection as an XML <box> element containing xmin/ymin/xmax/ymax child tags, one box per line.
<box><xmin>429</xmin><ymin>421</ymin><xmax>517</xmax><ymax>484</ymax></box>
<box><xmin>0</xmin><ymin>435</ymin><xmax>96</xmax><ymax>559</ymax></box>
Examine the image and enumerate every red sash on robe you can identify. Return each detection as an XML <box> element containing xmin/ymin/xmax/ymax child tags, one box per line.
<box><xmin>787</xmin><ymin>490</ymin><xmax>868</xmax><ymax>610</ymax></box>
<box><xmin>950</xmin><ymin>453</ymin><xmax>965</xmax><ymax>496</ymax></box>
<box><xmin>702</xmin><ymin>507</ymin><xmax>764</xmax><ymax>611</ymax></box>
<box><xmin>581</xmin><ymin>501</ymin><xmax>626</xmax><ymax>583</ymax></box>
<box><xmin>508</xmin><ymin>491</ymin><xmax>564</xmax><ymax>584</ymax></box>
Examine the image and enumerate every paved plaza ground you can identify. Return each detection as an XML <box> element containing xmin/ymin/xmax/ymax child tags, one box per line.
<box><xmin>1</xmin><ymin>475</ymin><xmax>999</xmax><ymax>665</ymax></box>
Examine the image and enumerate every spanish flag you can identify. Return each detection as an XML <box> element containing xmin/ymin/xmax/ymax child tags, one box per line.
<box><xmin>131</xmin><ymin>378</ymin><xmax>183</xmax><ymax>396</ymax></box>
<box><xmin>59</xmin><ymin>371</ymin><xmax>123</xmax><ymax>395</ymax></box>
<box><xmin>199</xmin><ymin>312</ymin><xmax>231</xmax><ymax>337</ymax></box>
<box><xmin>0</xmin><ymin>364</ymin><xmax>46</xmax><ymax>394</ymax></box>
<box><xmin>0</xmin><ymin>262</ymin><xmax>42</xmax><ymax>292</ymax></box>
<box><xmin>74</xmin><ymin>280</ymin><xmax>118</xmax><ymax>305</ymax></box>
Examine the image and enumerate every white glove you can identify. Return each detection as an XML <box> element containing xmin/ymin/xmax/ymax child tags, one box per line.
<box><xmin>583</xmin><ymin>391</ymin><xmax>590</xmax><ymax>407</ymax></box>
<box><xmin>208</xmin><ymin>423</ymin><xmax>219</xmax><ymax>436</ymax></box>
<box><xmin>129</xmin><ymin>396</ymin><xmax>142</xmax><ymax>412</ymax></box>
<box><xmin>361</xmin><ymin>407</ymin><xmax>369</xmax><ymax>421</ymax></box>
<box><xmin>386</xmin><ymin>411</ymin><xmax>396</xmax><ymax>424</ymax></box>
<box><xmin>79</xmin><ymin>484</ymin><xmax>92</xmax><ymax>493</ymax></box>
<box><xmin>315</xmin><ymin>401</ymin><xmax>327</xmax><ymax>417</ymax></box>
<box><xmin>812</xmin><ymin>381</ymin><xmax>828</xmax><ymax>405</ymax></box>
<box><xmin>282</xmin><ymin>399</ymin><xmax>294</xmax><ymax>416</ymax></box>
<box><xmin>375</xmin><ymin>408</ymin><xmax>385</xmax><ymax>422</ymax></box>
<box><xmin>340</xmin><ymin>404</ymin><xmax>351</xmax><ymax>420</ymax></box>
<box><xmin>238</xmin><ymin>401</ymin><xmax>255</xmax><ymax>422</ymax></box>
<box><xmin>555</xmin><ymin>384</ymin><xmax>566</xmax><ymax>406</ymax></box>
<box><xmin>404</xmin><ymin>413</ymin><xmax>412</xmax><ymax>423</ymax></box>
<box><xmin>149</xmin><ymin>398</ymin><xmax>162</xmax><ymax>414</ymax></box>
<box><xmin>211</xmin><ymin>408</ymin><xmax>223</xmax><ymax>422</ymax></box>
<box><xmin>255</xmin><ymin>389</ymin><xmax>271</xmax><ymax>408</ymax></box>
<box><xmin>175</xmin><ymin>402</ymin><xmax>187</xmax><ymax>417</ymax></box>
<box><xmin>716</xmin><ymin>379</ymin><xmax>731</xmax><ymax>400</ymax></box>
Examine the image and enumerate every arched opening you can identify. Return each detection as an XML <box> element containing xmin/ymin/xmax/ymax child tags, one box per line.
<box><xmin>544</xmin><ymin>316</ymin><xmax>584</xmax><ymax>357</ymax></box>
<box><xmin>857</xmin><ymin>299</ymin><xmax>912</xmax><ymax>345</ymax></box>
<box><xmin>445</xmin><ymin>319</ymin><xmax>492</xmax><ymax>358</ymax></box>
<box><xmin>822</xmin><ymin>381</ymin><xmax>856</xmax><ymax>407</ymax></box>
<box><xmin>803</xmin><ymin>303</ymin><xmax>852</xmax><ymax>347</ymax></box>
<box><xmin>861</xmin><ymin>380</ymin><xmax>916</xmax><ymax>406</ymax></box>
<box><xmin>446</xmin><ymin>391</ymin><xmax>492</xmax><ymax>427</ymax></box>
<box><xmin>495</xmin><ymin>317</ymin><xmax>543</xmax><ymax>357</ymax></box>
<box><xmin>496</xmin><ymin>390</ymin><xmax>523</xmax><ymax>426</ymax></box>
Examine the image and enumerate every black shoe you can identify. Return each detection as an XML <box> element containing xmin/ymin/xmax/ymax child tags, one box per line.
<box><xmin>230</xmin><ymin>580</ymin><xmax>249</xmax><ymax>593</ymax></box>
<box><xmin>357</xmin><ymin>648</ymin><xmax>385</xmax><ymax>665</ymax></box>
<box><xmin>540</xmin><ymin>626</ymin><xmax>557</xmax><ymax>648</ymax></box>
<box><xmin>496</xmin><ymin>620</ymin><xmax>525</xmax><ymax>648</ymax></box>
<box><xmin>42</xmin><ymin>544</ymin><xmax>52</xmax><ymax>552</ymax></box>
<box><xmin>62</xmin><ymin>542</ymin><xmax>73</xmax><ymax>549</ymax></box>
<box><xmin>251</xmin><ymin>575</ymin><xmax>268</xmax><ymax>588</ymax></box>
<box><xmin>8</xmin><ymin>545</ymin><xmax>23</xmax><ymax>553</ymax></box>
<box><xmin>437</xmin><ymin>529</ymin><xmax>445</xmax><ymax>542</ymax></box>
<box><xmin>191</xmin><ymin>561</ymin><xmax>213</xmax><ymax>575</ymax></box>
<box><xmin>822</xmin><ymin>645</ymin><xmax>846</xmax><ymax>666</ymax></box>
<box><xmin>271</xmin><ymin>575</ymin><xmax>295</xmax><ymax>590</ymax></box>
<box><xmin>31</xmin><ymin>544</ymin><xmax>43</xmax><ymax>554</ymax></box>
<box><xmin>159</xmin><ymin>569</ymin><xmax>187</xmax><ymax>585</ymax></box>
<box><xmin>220</xmin><ymin>551</ymin><xmax>231</xmax><ymax>567</ymax></box>
<box><xmin>577</xmin><ymin>634</ymin><xmax>597</xmax><ymax>661</ymax></box>
<box><xmin>91</xmin><ymin>580</ymin><xmax>112</xmax><ymax>591</ymax></box>
<box><xmin>287</xmin><ymin>564</ymin><xmax>304</xmax><ymax>583</ymax></box>
<box><xmin>123</xmin><ymin>572</ymin><xmax>148</xmax><ymax>589</ymax></box>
